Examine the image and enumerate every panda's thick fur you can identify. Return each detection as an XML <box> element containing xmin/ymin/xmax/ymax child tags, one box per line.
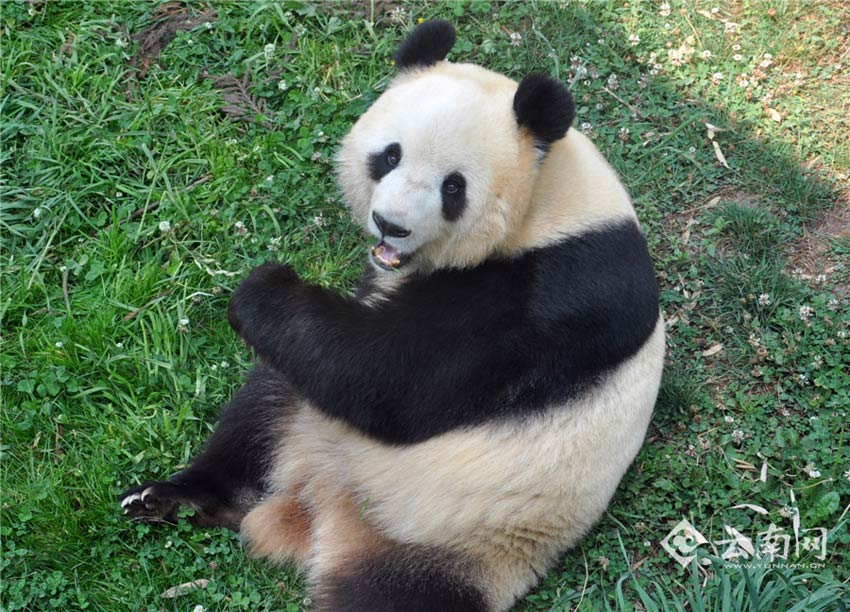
<box><xmin>120</xmin><ymin>21</ymin><xmax>664</xmax><ymax>612</ymax></box>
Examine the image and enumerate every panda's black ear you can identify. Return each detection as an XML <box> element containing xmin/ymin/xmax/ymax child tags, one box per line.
<box><xmin>513</xmin><ymin>73</ymin><xmax>575</xmax><ymax>151</ymax></box>
<box><xmin>393</xmin><ymin>20</ymin><xmax>456</xmax><ymax>70</ymax></box>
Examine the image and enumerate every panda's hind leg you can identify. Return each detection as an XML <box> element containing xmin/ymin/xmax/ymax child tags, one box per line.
<box><xmin>120</xmin><ymin>364</ymin><xmax>295</xmax><ymax>530</ymax></box>
<box><xmin>312</xmin><ymin>545</ymin><xmax>490</xmax><ymax>612</ymax></box>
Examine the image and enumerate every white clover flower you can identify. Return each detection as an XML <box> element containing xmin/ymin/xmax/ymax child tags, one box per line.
<box><xmin>725</xmin><ymin>22</ymin><xmax>738</xmax><ymax>34</ymax></box>
<box><xmin>733</xmin><ymin>53</ymin><xmax>744</xmax><ymax>62</ymax></box>
<box><xmin>266</xmin><ymin>175</ymin><xmax>274</xmax><ymax>182</ymax></box>
<box><xmin>264</xmin><ymin>43</ymin><xmax>276</xmax><ymax>60</ymax></box>
<box><xmin>389</xmin><ymin>6</ymin><xmax>407</xmax><ymax>24</ymax></box>
<box><xmin>799</xmin><ymin>305</ymin><xmax>814</xmax><ymax>321</ymax></box>
<box><xmin>116</xmin><ymin>342</ymin><xmax>124</xmax><ymax>348</ymax></box>
<box><xmin>732</xmin><ymin>44</ymin><xmax>742</xmax><ymax>51</ymax></box>
<box><xmin>712</xmin><ymin>72</ymin><xmax>724</xmax><ymax>83</ymax></box>
<box><xmin>220</xmin><ymin>361</ymin><xmax>229</xmax><ymax>368</ymax></box>
<box><xmin>606</xmin><ymin>74</ymin><xmax>619</xmax><ymax>90</ymax></box>
<box><xmin>278</xmin><ymin>79</ymin><xmax>288</xmax><ymax>91</ymax></box>
<box><xmin>268</xmin><ymin>236</ymin><xmax>282</xmax><ymax>252</ymax></box>
<box><xmin>812</xmin><ymin>355</ymin><xmax>823</xmax><ymax>369</ymax></box>
<box><xmin>806</xmin><ymin>465</ymin><xmax>821</xmax><ymax>478</ymax></box>
<box><xmin>758</xmin><ymin>293</ymin><xmax>771</xmax><ymax>306</ymax></box>
<box><xmin>115</xmin><ymin>36</ymin><xmax>128</xmax><ymax>48</ymax></box>
<box><xmin>158</xmin><ymin>220</ymin><xmax>172</xmax><ymax>233</ymax></box>
<box><xmin>844</xmin><ymin>469</ymin><xmax>850</xmax><ymax>482</ymax></box>
<box><xmin>55</xmin><ymin>341</ymin><xmax>64</xmax><ymax>348</ymax></box>
<box><xmin>33</xmin><ymin>207</ymin><xmax>43</xmax><ymax>219</ymax></box>
<box><xmin>659</xmin><ymin>2</ymin><xmax>671</xmax><ymax>17</ymax></box>
<box><xmin>234</xmin><ymin>220</ymin><xmax>247</xmax><ymax>236</ymax></box>
<box><xmin>179</xmin><ymin>317</ymin><xmax>189</xmax><ymax>327</ymax></box>
<box><xmin>313</xmin><ymin>214</ymin><xmax>326</xmax><ymax>227</ymax></box>
<box><xmin>731</xmin><ymin>429</ymin><xmax>744</xmax><ymax>444</ymax></box>
<box><xmin>702</xmin><ymin>50</ymin><xmax>712</xmax><ymax>59</ymax></box>
<box><xmin>668</xmin><ymin>48</ymin><xmax>685</xmax><ymax>66</ymax></box>
<box><xmin>688</xmin><ymin>146</ymin><xmax>696</xmax><ymax>155</ymax></box>
<box><xmin>510</xmin><ymin>32</ymin><xmax>522</xmax><ymax>47</ymax></box>
<box><xmin>580</xmin><ymin>122</ymin><xmax>593</xmax><ymax>134</ymax></box>
<box><xmin>827</xmin><ymin>298</ymin><xmax>839</xmax><ymax>310</ymax></box>
<box><xmin>724</xmin><ymin>415</ymin><xmax>734</xmax><ymax>424</ymax></box>
<box><xmin>629</xmin><ymin>34</ymin><xmax>640</xmax><ymax>46</ymax></box>
<box><xmin>116</xmin><ymin>191</ymin><xmax>123</xmax><ymax>198</ymax></box>
<box><xmin>204</xmin><ymin>22</ymin><xmax>213</xmax><ymax>30</ymax></box>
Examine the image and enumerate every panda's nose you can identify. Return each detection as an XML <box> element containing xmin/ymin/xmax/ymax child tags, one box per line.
<box><xmin>372</xmin><ymin>211</ymin><xmax>411</xmax><ymax>238</ymax></box>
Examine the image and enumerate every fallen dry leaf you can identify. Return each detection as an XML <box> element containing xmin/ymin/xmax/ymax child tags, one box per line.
<box><xmin>766</xmin><ymin>108</ymin><xmax>782</xmax><ymax>123</ymax></box>
<box><xmin>731</xmin><ymin>503</ymin><xmax>769</xmax><ymax>514</ymax></box>
<box><xmin>712</xmin><ymin>140</ymin><xmax>730</xmax><ymax>168</ymax></box>
<box><xmin>701</xmin><ymin>343</ymin><xmax>724</xmax><ymax>357</ymax></box>
<box><xmin>160</xmin><ymin>579</ymin><xmax>210</xmax><ymax>599</ymax></box>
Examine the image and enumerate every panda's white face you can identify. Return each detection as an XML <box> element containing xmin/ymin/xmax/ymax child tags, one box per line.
<box><xmin>338</xmin><ymin>66</ymin><xmax>539</xmax><ymax>272</ymax></box>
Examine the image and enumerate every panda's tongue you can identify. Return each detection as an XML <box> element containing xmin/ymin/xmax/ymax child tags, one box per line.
<box><xmin>372</xmin><ymin>240</ymin><xmax>402</xmax><ymax>268</ymax></box>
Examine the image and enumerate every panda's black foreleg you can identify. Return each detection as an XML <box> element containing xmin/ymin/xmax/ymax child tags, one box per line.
<box><xmin>119</xmin><ymin>364</ymin><xmax>296</xmax><ymax>530</ymax></box>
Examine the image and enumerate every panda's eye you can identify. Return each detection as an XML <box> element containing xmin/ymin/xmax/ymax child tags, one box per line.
<box><xmin>368</xmin><ymin>143</ymin><xmax>402</xmax><ymax>181</ymax></box>
<box><xmin>441</xmin><ymin>172</ymin><xmax>467</xmax><ymax>222</ymax></box>
<box><xmin>441</xmin><ymin>173</ymin><xmax>465</xmax><ymax>196</ymax></box>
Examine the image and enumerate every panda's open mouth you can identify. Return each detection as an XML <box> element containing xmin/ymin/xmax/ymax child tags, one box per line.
<box><xmin>371</xmin><ymin>240</ymin><xmax>412</xmax><ymax>271</ymax></box>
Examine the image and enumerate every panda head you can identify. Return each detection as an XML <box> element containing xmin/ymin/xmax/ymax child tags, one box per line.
<box><xmin>337</xmin><ymin>20</ymin><xmax>575</xmax><ymax>273</ymax></box>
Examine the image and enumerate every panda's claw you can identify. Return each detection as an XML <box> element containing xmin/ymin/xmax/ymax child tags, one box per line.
<box><xmin>119</xmin><ymin>482</ymin><xmax>182</xmax><ymax>524</ymax></box>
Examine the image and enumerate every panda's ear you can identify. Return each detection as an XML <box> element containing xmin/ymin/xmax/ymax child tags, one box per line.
<box><xmin>513</xmin><ymin>73</ymin><xmax>575</xmax><ymax>151</ymax></box>
<box><xmin>393</xmin><ymin>20</ymin><xmax>456</xmax><ymax>70</ymax></box>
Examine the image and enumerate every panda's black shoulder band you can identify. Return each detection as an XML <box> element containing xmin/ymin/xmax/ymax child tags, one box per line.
<box><xmin>393</xmin><ymin>20</ymin><xmax>456</xmax><ymax>70</ymax></box>
<box><xmin>229</xmin><ymin>221</ymin><xmax>659</xmax><ymax>445</ymax></box>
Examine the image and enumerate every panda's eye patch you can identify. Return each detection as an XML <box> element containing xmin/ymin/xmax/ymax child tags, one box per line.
<box><xmin>368</xmin><ymin>142</ymin><xmax>402</xmax><ymax>181</ymax></box>
<box><xmin>441</xmin><ymin>172</ymin><xmax>467</xmax><ymax>222</ymax></box>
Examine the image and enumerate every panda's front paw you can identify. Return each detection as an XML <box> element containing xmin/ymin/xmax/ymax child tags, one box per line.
<box><xmin>119</xmin><ymin>481</ymin><xmax>182</xmax><ymax>524</ymax></box>
<box><xmin>228</xmin><ymin>262</ymin><xmax>300</xmax><ymax>338</ymax></box>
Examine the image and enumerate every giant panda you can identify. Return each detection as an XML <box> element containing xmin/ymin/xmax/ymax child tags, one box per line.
<box><xmin>120</xmin><ymin>20</ymin><xmax>664</xmax><ymax>612</ymax></box>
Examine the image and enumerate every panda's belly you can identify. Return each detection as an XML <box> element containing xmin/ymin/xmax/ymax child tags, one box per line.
<box><xmin>272</xmin><ymin>316</ymin><xmax>664</xmax><ymax>556</ymax></box>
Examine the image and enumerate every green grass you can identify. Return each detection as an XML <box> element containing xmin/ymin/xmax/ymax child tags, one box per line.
<box><xmin>2</xmin><ymin>1</ymin><xmax>849</xmax><ymax>610</ymax></box>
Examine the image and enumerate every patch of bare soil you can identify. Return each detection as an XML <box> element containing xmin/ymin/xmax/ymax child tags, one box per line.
<box><xmin>129</xmin><ymin>2</ymin><xmax>217</xmax><ymax>78</ymax></box>
<box><xmin>786</xmin><ymin>202</ymin><xmax>850</xmax><ymax>293</ymax></box>
<box><xmin>202</xmin><ymin>69</ymin><xmax>274</xmax><ymax>130</ymax></box>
